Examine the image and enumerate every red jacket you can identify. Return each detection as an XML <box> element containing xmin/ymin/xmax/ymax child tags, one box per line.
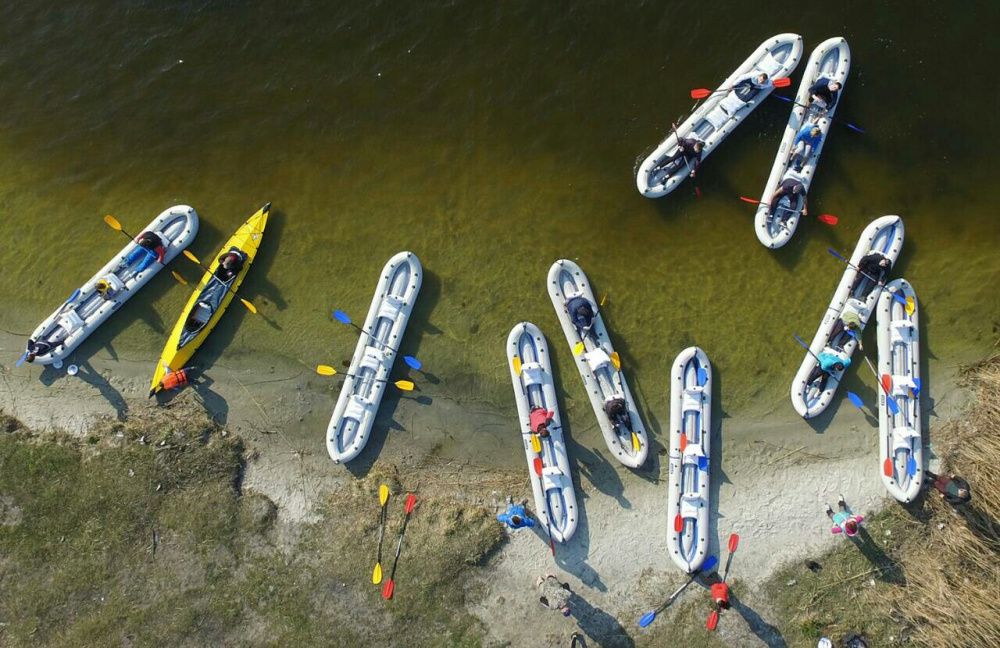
<box><xmin>711</xmin><ymin>582</ymin><xmax>729</xmax><ymax>608</ymax></box>
<box><xmin>529</xmin><ymin>408</ymin><xmax>553</xmax><ymax>433</ymax></box>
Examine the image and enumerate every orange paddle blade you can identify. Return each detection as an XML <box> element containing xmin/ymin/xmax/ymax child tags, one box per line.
<box><xmin>690</xmin><ymin>88</ymin><xmax>712</xmax><ymax>99</ymax></box>
<box><xmin>707</xmin><ymin>610</ymin><xmax>720</xmax><ymax>630</ymax></box>
<box><xmin>773</xmin><ymin>77</ymin><xmax>792</xmax><ymax>88</ymax></box>
<box><xmin>674</xmin><ymin>514</ymin><xmax>684</xmax><ymax>533</ymax></box>
<box><xmin>533</xmin><ymin>457</ymin><xmax>543</xmax><ymax>477</ymax></box>
<box><xmin>883</xmin><ymin>457</ymin><xmax>894</xmax><ymax>477</ymax></box>
<box><xmin>739</xmin><ymin>196</ymin><xmax>761</xmax><ymax>205</ymax></box>
<box><xmin>817</xmin><ymin>214</ymin><xmax>838</xmax><ymax>225</ymax></box>
<box><xmin>881</xmin><ymin>374</ymin><xmax>892</xmax><ymax>393</ymax></box>
<box><xmin>679</xmin><ymin>434</ymin><xmax>688</xmax><ymax>451</ymax></box>
<box><xmin>382</xmin><ymin>579</ymin><xmax>395</xmax><ymax>600</ymax></box>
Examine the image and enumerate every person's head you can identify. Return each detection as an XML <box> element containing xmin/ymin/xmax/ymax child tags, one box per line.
<box><xmin>560</xmin><ymin>605</ymin><xmax>571</xmax><ymax>617</ymax></box>
<box><xmin>791</xmin><ymin>182</ymin><xmax>804</xmax><ymax>194</ymax></box>
<box><xmin>222</xmin><ymin>254</ymin><xmax>239</xmax><ymax>270</ymax></box>
<box><xmin>756</xmin><ymin>72</ymin><xmax>769</xmax><ymax>84</ymax></box>
<box><xmin>95</xmin><ymin>279</ymin><xmax>110</xmax><ymax>293</ymax></box>
<box><xmin>693</xmin><ymin>141</ymin><xmax>704</xmax><ymax>153</ymax></box>
<box><xmin>846</xmin><ymin>320</ymin><xmax>860</xmax><ymax>332</ymax></box>
<box><xmin>810</xmin><ymin>126</ymin><xmax>821</xmax><ymax>137</ymax></box>
<box><xmin>957</xmin><ymin>488</ymin><xmax>971</xmax><ymax>502</ymax></box>
<box><xmin>510</xmin><ymin>514</ymin><xmax>523</xmax><ymax>526</ymax></box>
<box><xmin>829</xmin><ymin>81</ymin><xmax>842</xmax><ymax>92</ymax></box>
<box><xmin>844</xmin><ymin>518</ymin><xmax>859</xmax><ymax>535</ymax></box>
<box><xmin>878</xmin><ymin>257</ymin><xmax>891</xmax><ymax>268</ymax></box>
<box><xmin>537</xmin><ymin>423</ymin><xmax>549</xmax><ymax>436</ymax></box>
<box><xmin>26</xmin><ymin>352</ymin><xmax>36</xmax><ymax>363</ymax></box>
<box><xmin>833</xmin><ymin>362</ymin><xmax>845</xmax><ymax>372</ymax></box>
<box><xmin>138</xmin><ymin>232</ymin><xmax>158</xmax><ymax>249</ymax></box>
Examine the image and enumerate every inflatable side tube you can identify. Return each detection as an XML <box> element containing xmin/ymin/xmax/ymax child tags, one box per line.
<box><xmin>667</xmin><ymin>346</ymin><xmax>713</xmax><ymax>573</ymax></box>
<box><xmin>636</xmin><ymin>33</ymin><xmax>804</xmax><ymax>198</ymax></box>
<box><xmin>26</xmin><ymin>205</ymin><xmax>199</xmax><ymax>365</ymax></box>
<box><xmin>327</xmin><ymin>251</ymin><xmax>422</xmax><ymax>463</ymax></box>
<box><xmin>791</xmin><ymin>215</ymin><xmax>904</xmax><ymax>418</ymax></box>
<box><xmin>506</xmin><ymin>322</ymin><xmax>578</xmax><ymax>543</ymax></box>
<box><xmin>755</xmin><ymin>37</ymin><xmax>851</xmax><ymax>248</ymax></box>
<box><xmin>877</xmin><ymin>279</ymin><xmax>922</xmax><ymax>502</ymax></box>
<box><xmin>547</xmin><ymin>259</ymin><xmax>649</xmax><ymax>468</ymax></box>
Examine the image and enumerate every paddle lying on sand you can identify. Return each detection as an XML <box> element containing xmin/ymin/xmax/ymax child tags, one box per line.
<box><xmin>738</xmin><ymin>196</ymin><xmax>838</xmax><ymax>226</ymax></box>
<box><xmin>533</xmin><ymin>457</ymin><xmax>557</xmax><ymax>557</ymax></box>
<box><xmin>825</xmin><ymin>248</ymin><xmax>911</xmax><ymax>313</ymax></box>
<box><xmin>372</xmin><ymin>484</ymin><xmax>390</xmax><ymax>584</ymax></box>
<box><xmin>637</xmin><ymin>554</ymin><xmax>719</xmax><ymax>628</ymax></box>
<box><xmin>706</xmin><ymin>533</ymin><xmax>740</xmax><ymax>631</ymax></box>
<box><xmin>690</xmin><ymin>76</ymin><xmax>791</xmax><ymax>99</ymax></box>
<box><xmin>314</xmin><ymin>365</ymin><xmax>415</xmax><ymax>391</ymax></box>
<box><xmin>770</xmin><ymin>94</ymin><xmax>866</xmax><ymax>134</ymax></box>
<box><xmin>382</xmin><ymin>493</ymin><xmax>417</xmax><ymax>600</ymax></box>
<box><xmin>331</xmin><ymin>309</ymin><xmax>422</xmax><ymax>370</ymax></box>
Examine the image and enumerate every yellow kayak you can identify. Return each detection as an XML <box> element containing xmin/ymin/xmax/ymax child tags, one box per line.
<box><xmin>149</xmin><ymin>203</ymin><xmax>270</xmax><ymax>396</ymax></box>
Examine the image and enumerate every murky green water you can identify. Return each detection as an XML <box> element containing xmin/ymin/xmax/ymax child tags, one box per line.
<box><xmin>2</xmin><ymin>2</ymin><xmax>998</xmax><ymax>432</ymax></box>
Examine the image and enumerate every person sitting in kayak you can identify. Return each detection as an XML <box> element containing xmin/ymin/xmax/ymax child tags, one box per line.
<box><xmin>732</xmin><ymin>71</ymin><xmax>771</xmax><ymax>102</ymax></box>
<box><xmin>806</xmin><ymin>346</ymin><xmax>851</xmax><ymax>391</ymax></box>
<box><xmin>924</xmin><ymin>471</ymin><xmax>972</xmax><ymax>506</ymax></box>
<box><xmin>767</xmin><ymin>176</ymin><xmax>808</xmax><ymax>221</ymax></box>
<box><xmin>829</xmin><ymin>306</ymin><xmax>864</xmax><ymax>350</ymax></box>
<box><xmin>214</xmin><ymin>250</ymin><xmax>246</xmax><ymax>282</ymax></box>
<box><xmin>121</xmin><ymin>231</ymin><xmax>166</xmax><ymax>273</ymax></box>
<box><xmin>566</xmin><ymin>296</ymin><xmax>596</xmax><ymax>336</ymax></box>
<box><xmin>496</xmin><ymin>497</ymin><xmax>536</xmax><ymax>530</ymax></box>
<box><xmin>789</xmin><ymin>125</ymin><xmax>823</xmax><ymax>172</ymax></box>
<box><xmin>604</xmin><ymin>397</ymin><xmax>632</xmax><ymax>431</ymax></box>
<box><xmin>529</xmin><ymin>406</ymin><xmax>554</xmax><ymax>438</ymax></box>
<box><xmin>655</xmin><ymin>128</ymin><xmax>704</xmax><ymax>178</ymax></box>
<box><xmin>808</xmin><ymin>78</ymin><xmax>842</xmax><ymax>112</ymax></box>
<box><xmin>849</xmin><ymin>252</ymin><xmax>892</xmax><ymax>297</ymax></box>
<box><xmin>826</xmin><ymin>494</ymin><xmax>864</xmax><ymax>538</ymax></box>
<box><xmin>94</xmin><ymin>278</ymin><xmax>121</xmax><ymax>301</ymax></box>
<box><xmin>25</xmin><ymin>338</ymin><xmax>54</xmax><ymax>363</ymax></box>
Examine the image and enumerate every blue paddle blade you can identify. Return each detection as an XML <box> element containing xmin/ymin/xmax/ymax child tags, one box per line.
<box><xmin>702</xmin><ymin>555</ymin><xmax>719</xmax><ymax>572</ymax></box>
<box><xmin>911</xmin><ymin>377</ymin><xmax>922</xmax><ymax>396</ymax></box>
<box><xmin>15</xmin><ymin>352</ymin><xmax>26</xmax><ymax>368</ymax></box>
<box><xmin>697</xmin><ymin>456</ymin><xmax>710</xmax><ymax>471</ymax></box>
<box><xmin>827</xmin><ymin>247</ymin><xmax>847</xmax><ymax>262</ymax></box>
<box><xmin>907</xmin><ymin>456</ymin><xmax>918</xmax><ymax>477</ymax></box>
<box><xmin>638</xmin><ymin>611</ymin><xmax>656</xmax><ymax>628</ymax></box>
<box><xmin>332</xmin><ymin>309</ymin><xmax>352</xmax><ymax>325</ymax></box>
<box><xmin>793</xmin><ymin>334</ymin><xmax>810</xmax><ymax>350</ymax></box>
<box><xmin>891</xmin><ymin>291</ymin><xmax>908</xmax><ymax>307</ymax></box>
<box><xmin>885</xmin><ymin>394</ymin><xmax>900</xmax><ymax>416</ymax></box>
<box><xmin>697</xmin><ymin>367</ymin><xmax>709</xmax><ymax>386</ymax></box>
<box><xmin>403</xmin><ymin>355</ymin><xmax>422</xmax><ymax>371</ymax></box>
<box><xmin>772</xmin><ymin>94</ymin><xmax>792</xmax><ymax>103</ymax></box>
<box><xmin>846</xmin><ymin>391</ymin><xmax>865</xmax><ymax>410</ymax></box>
<box><xmin>66</xmin><ymin>288</ymin><xmax>81</xmax><ymax>304</ymax></box>
<box><xmin>846</xmin><ymin>122</ymin><xmax>866</xmax><ymax>135</ymax></box>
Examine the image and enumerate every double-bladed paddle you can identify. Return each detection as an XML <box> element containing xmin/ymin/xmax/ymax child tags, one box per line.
<box><xmin>315</xmin><ymin>365</ymin><xmax>415</xmax><ymax>391</ymax></box>
<box><xmin>637</xmin><ymin>554</ymin><xmax>719</xmax><ymax>628</ymax></box>
<box><xmin>331</xmin><ymin>309</ymin><xmax>422</xmax><ymax>370</ymax></box>
<box><xmin>372</xmin><ymin>484</ymin><xmax>390</xmax><ymax>584</ymax></box>
<box><xmin>689</xmin><ymin>76</ymin><xmax>791</xmax><ymax>99</ymax></box>
<box><xmin>382</xmin><ymin>493</ymin><xmax>417</xmax><ymax>600</ymax></box>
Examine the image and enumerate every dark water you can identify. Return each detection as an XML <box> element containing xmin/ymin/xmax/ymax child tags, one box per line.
<box><xmin>1</xmin><ymin>2</ymin><xmax>998</xmax><ymax>430</ymax></box>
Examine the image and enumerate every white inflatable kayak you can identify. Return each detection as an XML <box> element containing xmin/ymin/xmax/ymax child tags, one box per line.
<box><xmin>547</xmin><ymin>259</ymin><xmax>649</xmax><ymax>468</ymax></box>
<box><xmin>791</xmin><ymin>216</ymin><xmax>904</xmax><ymax>418</ymax></box>
<box><xmin>755</xmin><ymin>37</ymin><xmax>851</xmax><ymax>248</ymax></box>
<box><xmin>636</xmin><ymin>33</ymin><xmax>803</xmax><ymax>198</ymax></box>
<box><xmin>667</xmin><ymin>347</ymin><xmax>713</xmax><ymax>573</ymax></box>
<box><xmin>326</xmin><ymin>251</ymin><xmax>422</xmax><ymax>463</ymax></box>
<box><xmin>876</xmin><ymin>279</ymin><xmax>923</xmax><ymax>502</ymax></box>
<box><xmin>506</xmin><ymin>322</ymin><xmax>578</xmax><ymax>543</ymax></box>
<box><xmin>23</xmin><ymin>205</ymin><xmax>199</xmax><ymax>366</ymax></box>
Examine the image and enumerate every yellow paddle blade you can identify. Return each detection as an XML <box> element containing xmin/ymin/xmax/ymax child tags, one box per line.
<box><xmin>183</xmin><ymin>249</ymin><xmax>202</xmax><ymax>265</ymax></box>
<box><xmin>103</xmin><ymin>214</ymin><xmax>123</xmax><ymax>231</ymax></box>
<box><xmin>394</xmin><ymin>380</ymin><xmax>415</xmax><ymax>391</ymax></box>
<box><xmin>530</xmin><ymin>433</ymin><xmax>541</xmax><ymax>453</ymax></box>
<box><xmin>573</xmin><ymin>341</ymin><xmax>585</xmax><ymax>356</ymax></box>
<box><xmin>372</xmin><ymin>561</ymin><xmax>383</xmax><ymax>585</ymax></box>
<box><xmin>512</xmin><ymin>355</ymin><xmax>522</xmax><ymax>376</ymax></box>
<box><xmin>611</xmin><ymin>352</ymin><xmax>621</xmax><ymax>370</ymax></box>
<box><xmin>240</xmin><ymin>298</ymin><xmax>258</xmax><ymax>314</ymax></box>
<box><xmin>631</xmin><ymin>432</ymin><xmax>641</xmax><ymax>452</ymax></box>
<box><xmin>171</xmin><ymin>271</ymin><xmax>188</xmax><ymax>285</ymax></box>
<box><xmin>599</xmin><ymin>292</ymin><xmax>608</xmax><ymax>307</ymax></box>
<box><xmin>316</xmin><ymin>365</ymin><xmax>338</xmax><ymax>376</ymax></box>
<box><xmin>378</xmin><ymin>484</ymin><xmax>390</xmax><ymax>506</ymax></box>
<box><xmin>905</xmin><ymin>296</ymin><xmax>916</xmax><ymax>316</ymax></box>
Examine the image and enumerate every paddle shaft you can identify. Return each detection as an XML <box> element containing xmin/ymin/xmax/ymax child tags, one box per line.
<box><xmin>375</xmin><ymin>503</ymin><xmax>388</xmax><ymax>563</ymax></box>
<box><xmin>386</xmin><ymin>510</ymin><xmax>413</xmax><ymax>584</ymax></box>
<box><xmin>771</xmin><ymin>94</ymin><xmax>863</xmax><ymax>132</ymax></box>
<box><xmin>655</xmin><ymin>569</ymin><xmax>703</xmax><ymax>613</ymax></box>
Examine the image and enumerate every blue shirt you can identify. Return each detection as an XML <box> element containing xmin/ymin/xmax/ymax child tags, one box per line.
<box><xmin>817</xmin><ymin>351</ymin><xmax>851</xmax><ymax>372</ymax></box>
<box><xmin>497</xmin><ymin>503</ymin><xmax>536</xmax><ymax>529</ymax></box>
<box><xmin>794</xmin><ymin>125</ymin><xmax>822</xmax><ymax>148</ymax></box>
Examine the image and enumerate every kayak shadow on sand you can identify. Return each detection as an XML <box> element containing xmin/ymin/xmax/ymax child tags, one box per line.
<box><xmin>567</xmin><ymin>590</ymin><xmax>633</xmax><ymax>648</ymax></box>
<box><xmin>849</xmin><ymin>527</ymin><xmax>906</xmax><ymax>586</ymax></box>
<box><xmin>729</xmin><ymin>592</ymin><xmax>787</xmax><ymax>648</ymax></box>
<box><xmin>152</xmin><ymin>371</ymin><xmax>229</xmax><ymax>425</ymax></box>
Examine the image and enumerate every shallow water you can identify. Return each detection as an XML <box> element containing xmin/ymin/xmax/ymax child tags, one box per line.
<box><xmin>1</xmin><ymin>3</ymin><xmax>998</xmax><ymax>460</ymax></box>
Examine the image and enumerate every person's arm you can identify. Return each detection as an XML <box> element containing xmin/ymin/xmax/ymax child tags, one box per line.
<box><xmin>801</xmin><ymin>193</ymin><xmax>808</xmax><ymax>216</ymax></box>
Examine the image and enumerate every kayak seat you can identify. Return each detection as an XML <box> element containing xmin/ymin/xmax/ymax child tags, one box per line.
<box><xmin>541</xmin><ymin>465</ymin><xmax>567</xmax><ymax>492</ymax></box>
<box><xmin>377</xmin><ymin>295</ymin><xmax>404</xmax><ymax>322</ymax></box>
<box><xmin>719</xmin><ymin>93</ymin><xmax>746</xmax><ymax>116</ymax></box>
<box><xmin>891</xmin><ymin>375</ymin><xmax>916</xmax><ymax>397</ymax></box>
<box><xmin>682</xmin><ymin>386</ymin><xmax>704</xmax><ymax>413</ymax></box>
<box><xmin>892</xmin><ymin>426</ymin><xmax>920</xmax><ymax>451</ymax></box>
<box><xmin>680</xmin><ymin>493</ymin><xmax>706</xmax><ymax>518</ymax></box>
<box><xmin>359</xmin><ymin>346</ymin><xmax>386</xmax><ymax>372</ymax></box>
<box><xmin>344</xmin><ymin>393</ymin><xmax>372</xmax><ymax>422</ymax></box>
<box><xmin>890</xmin><ymin>319</ymin><xmax>915</xmax><ymax>344</ymax></box>
<box><xmin>704</xmin><ymin>106</ymin><xmax>729</xmax><ymax>130</ymax></box>
<box><xmin>583</xmin><ymin>348</ymin><xmax>612</xmax><ymax>372</ymax></box>
<box><xmin>758</xmin><ymin>52</ymin><xmax>785</xmax><ymax>77</ymax></box>
<box><xmin>521</xmin><ymin>362</ymin><xmax>545</xmax><ymax>386</ymax></box>
<box><xmin>682</xmin><ymin>444</ymin><xmax>706</xmax><ymax>466</ymax></box>
<box><xmin>103</xmin><ymin>273</ymin><xmax>126</xmax><ymax>292</ymax></box>
<box><xmin>58</xmin><ymin>309</ymin><xmax>85</xmax><ymax>332</ymax></box>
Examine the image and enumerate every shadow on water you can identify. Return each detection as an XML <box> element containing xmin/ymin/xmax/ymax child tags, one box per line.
<box><xmin>729</xmin><ymin>592</ymin><xmax>787</xmax><ymax>648</ymax></box>
<box><xmin>707</xmin><ymin>362</ymin><xmax>726</xmax><ymax>562</ymax></box>
<box><xmin>568</xmin><ymin>589</ymin><xmax>633</xmax><ymax>648</ymax></box>
<box><xmin>398</xmin><ymin>267</ymin><xmax>443</xmax><ymax>386</ymax></box>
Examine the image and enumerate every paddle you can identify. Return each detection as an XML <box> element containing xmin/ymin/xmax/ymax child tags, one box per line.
<box><xmin>314</xmin><ymin>365</ymin><xmax>415</xmax><ymax>391</ymax></box>
<box><xmin>533</xmin><ymin>457</ymin><xmax>557</xmax><ymax>556</ymax></box>
<box><xmin>382</xmin><ymin>493</ymin><xmax>417</xmax><ymax>600</ymax></box>
<box><xmin>637</xmin><ymin>555</ymin><xmax>719</xmax><ymax>628</ymax></box>
<box><xmin>846</xmin><ymin>391</ymin><xmax>865</xmax><ymax>410</ymax></box>
<box><xmin>858</xmin><ymin>353</ymin><xmax>900</xmax><ymax>416</ymax></box>
<box><xmin>331</xmin><ymin>309</ymin><xmax>422</xmax><ymax>369</ymax></box>
<box><xmin>707</xmin><ymin>533</ymin><xmax>740</xmax><ymax>632</ymax></box>
<box><xmin>770</xmin><ymin>94</ymin><xmax>865</xmax><ymax>134</ymax></box>
<box><xmin>372</xmin><ymin>484</ymin><xmax>390</xmax><ymax>584</ymax></box>
<box><xmin>177</xmin><ymin>249</ymin><xmax>259</xmax><ymax>314</ymax></box>
<box><xmin>512</xmin><ymin>355</ymin><xmax>522</xmax><ymax>376</ymax></box>
<box><xmin>530</xmin><ymin>433</ymin><xmax>542</xmax><ymax>453</ymax></box>
<box><xmin>690</xmin><ymin>76</ymin><xmax>791</xmax><ymax>99</ymax></box>
<box><xmin>825</xmin><ymin>248</ymin><xmax>906</xmax><ymax>308</ymax></box>
<box><xmin>738</xmin><ymin>196</ymin><xmax>837</xmax><ymax>225</ymax></box>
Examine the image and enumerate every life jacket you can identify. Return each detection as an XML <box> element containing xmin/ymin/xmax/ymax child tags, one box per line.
<box><xmin>711</xmin><ymin>582</ymin><xmax>730</xmax><ymax>608</ymax></box>
<box><xmin>161</xmin><ymin>368</ymin><xmax>191</xmax><ymax>391</ymax></box>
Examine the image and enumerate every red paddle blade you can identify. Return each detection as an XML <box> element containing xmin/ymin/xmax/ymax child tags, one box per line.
<box><xmin>690</xmin><ymin>88</ymin><xmax>711</xmax><ymax>99</ymax></box>
<box><xmin>707</xmin><ymin>610</ymin><xmax>719</xmax><ymax>631</ymax></box>
<box><xmin>694</xmin><ymin>186</ymin><xmax>702</xmax><ymax>199</ymax></box>
<box><xmin>679</xmin><ymin>434</ymin><xmax>688</xmax><ymax>451</ymax></box>
<box><xmin>883</xmin><ymin>457</ymin><xmax>894</xmax><ymax>477</ymax></box>
<box><xmin>404</xmin><ymin>493</ymin><xmax>417</xmax><ymax>514</ymax></box>
<box><xmin>817</xmin><ymin>214</ymin><xmax>838</xmax><ymax>225</ymax></box>
<box><xmin>881</xmin><ymin>374</ymin><xmax>892</xmax><ymax>393</ymax></box>
<box><xmin>674</xmin><ymin>514</ymin><xmax>684</xmax><ymax>533</ymax></box>
<box><xmin>728</xmin><ymin>533</ymin><xmax>739</xmax><ymax>553</ymax></box>
<box><xmin>739</xmin><ymin>196</ymin><xmax>760</xmax><ymax>205</ymax></box>
<box><xmin>533</xmin><ymin>457</ymin><xmax>543</xmax><ymax>476</ymax></box>
<box><xmin>773</xmin><ymin>77</ymin><xmax>792</xmax><ymax>88</ymax></box>
<box><xmin>382</xmin><ymin>579</ymin><xmax>395</xmax><ymax>600</ymax></box>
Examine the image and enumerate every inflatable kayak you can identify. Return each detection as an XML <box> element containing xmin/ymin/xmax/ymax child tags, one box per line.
<box><xmin>24</xmin><ymin>205</ymin><xmax>199</xmax><ymax>366</ymax></box>
<box><xmin>506</xmin><ymin>322</ymin><xmax>578</xmax><ymax>543</ymax></box>
<box><xmin>877</xmin><ymin>279</ymin><xmax>923</xmax><ymax>502</ymax></box>
<box><xmin>149</xmin><ymin>203</ymin><xmax>269</xmax><ymax>396</ymax></box>
<box><xmin>326</xmin><ymin>251</ymin><xmax>422</xmax><ymax>463</ymax></box>
<box><xmin>755</xmin><ymin>37</ymin><xmax>851</xmax><ymax>248</ymax></box>
<box><xmin>636</xmin><ymin>33</ymin><xmax>803</xmax><ymax>198</ymax></box>
<box><xmin>667</xmin><ymin>346</ymin><xmax>713</xmax><ymax>573</ymax></box>
<box><xmin>547</xmin><ymin>259</ymin><xmax>648</xmax><ymax>468</ymax></box>
<box><xmin>791</xmin><ymin>215</ymin><xmax>904</xmax><ymax>418</ymax></box>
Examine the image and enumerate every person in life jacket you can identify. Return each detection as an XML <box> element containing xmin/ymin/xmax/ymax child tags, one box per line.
<box><xmin>122</xmin><ymin>231</ymin><xmax>166</xmax><ymax>273</ymax></box>
<box><xmin>215</xmin><ymin>250</ymin><xmax>246</xmax><ymax>282</ymax></box>
<box><xmin>710</xmin><ymin>581</ymin><xmax>730</xmax><ymax>611</ymax></box>
<box><xmin>604</xmin><ymin>397</ymin><xmax>632</xmax><ymax>431</ymax></box>
<box><xmin>805</xmin><ymin>346</ymin><xmax>851</xmax><ymax>392</ymax></box>
<box><xmin>529</xmin><ymin>406</ymin><xmax>555</xmax><ymax>438</ymax></box>
<box><xmin>566</xmin><ymin>296</ymin><xmax>595</xmax><ymax>336</ymax></box>
<box><xmin>157</xmin><ymin>365</ymin><xmax>198</xmax><ymax>393</ymax></box>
